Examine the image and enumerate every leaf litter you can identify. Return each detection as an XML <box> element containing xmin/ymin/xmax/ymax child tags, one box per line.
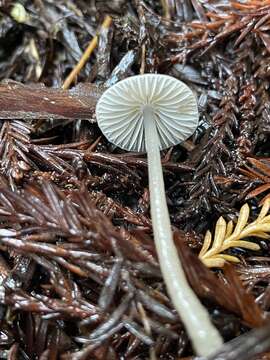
<box><xmin>0</xmin><ymin>0</ymin><xmax>270</xmax><ymax>359</ymax></box>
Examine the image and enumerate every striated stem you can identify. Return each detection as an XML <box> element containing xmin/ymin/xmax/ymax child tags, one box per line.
<box><xmin>143</xmin><ymin>105</ymin><xmax>223</xmax><ymax>357</ymax></box>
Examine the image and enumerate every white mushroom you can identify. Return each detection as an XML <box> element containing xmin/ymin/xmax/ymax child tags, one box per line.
<box><xmin>96</xmin><ymin>74</ymin><xmax>223</xmax><ymax>356</ymax></box>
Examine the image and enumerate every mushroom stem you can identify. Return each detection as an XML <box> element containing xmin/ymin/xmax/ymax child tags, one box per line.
<box><xmin>143</xmin><ymin>105</ymin><xmax>223</xmax><ymax>357</ymax></box>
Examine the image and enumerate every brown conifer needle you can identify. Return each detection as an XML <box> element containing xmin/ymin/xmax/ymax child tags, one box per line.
<box><xmin>160</xmin><ymin>0</ymin><xmax>170</xmax><ymax>20</ymax></box>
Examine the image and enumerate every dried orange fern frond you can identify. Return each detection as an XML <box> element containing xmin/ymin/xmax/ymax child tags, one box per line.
<box><xmin>199</xmin><ymin>198</ymin><xmax>270</xmax><ymax>268</ymax></box>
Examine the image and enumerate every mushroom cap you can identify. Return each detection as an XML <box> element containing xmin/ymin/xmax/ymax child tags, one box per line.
<box><xmin>96</xmin><ymin>74</ymin><xmax>198</xmax><ymax>152</ymax></box>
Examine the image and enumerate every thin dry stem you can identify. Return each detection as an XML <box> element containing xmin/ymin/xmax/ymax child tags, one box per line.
<box><xmin>62</xmin><ymin>15</ymin><xmax>112</xmax><ymax>90</ymax></box>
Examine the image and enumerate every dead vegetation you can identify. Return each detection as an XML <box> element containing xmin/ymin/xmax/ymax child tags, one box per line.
<box><xmin>0</xmin><ymin>0</ymin><xmax>270</xmax><ymax>359</ymax></box>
